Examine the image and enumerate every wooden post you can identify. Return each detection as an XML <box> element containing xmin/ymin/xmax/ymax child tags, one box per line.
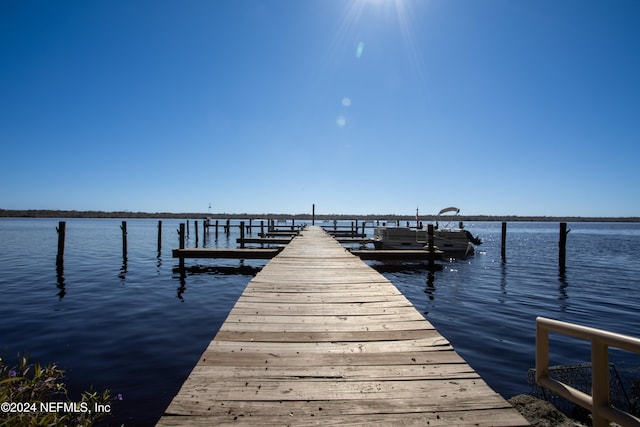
<box><xmin>427</xmin><ymin>224</ymin><xmax>435</xmax><ymax>271</ymax></box>
<box><xmin>225</xmin><ymin>219</ymin><xmax>230</xmax><ymax>236</ymax></box>
<box><xmin>501</xmin><ymin>222</ymin><xmax>507</xmax><ymax>261</ymax></box>
<box><xmin>186</xmin><ymin>220</ymin><xmax>190</xmax><ymax>238</ymax></box>
<box><xmin>361</xmin><ymin>221</ymin><xmax>365</xmax><ymax>236</ymax></box>
<box><xmin>291</xmin><ymin>218</ymin><xmax>295</xmax><ymax>231</ymax></box>
<box><xmin>202</xmin><ymin>219</ymin><xmax>207</xmax><ymax>246</ymax></box>
<box><xmin>178</xmin><ymin>223</ymin><xmax>185</xmax><ymax>270</ymax></box>
<box><xmin>215</xmin><ymin>220</ymin><xmax>219</xmax><ymax>241</ymax></box>
<box><xmin>56</xmin><ymin>221</ymin><xmax>66</xmax><ymax>268</ymax></box>
<box><xmin>591</xmin><ymin>340</ymin><xmax>610</xmax><ymax>427</ymax></box>
<box><xmin>260</xmin><ymin>220</ymin><xmax>265</xmax><ymax>237</ymax></box>
<box><xmin>559</xmin><ymin>222</ymin><xmax>569</xmax><ymax>271</ymax></box>
<box><xmin>195</xmin><ymin>221</ymin><xmax>199</xmax><ymax>248</ymax></box>
<box><xmin>312</xmin><ymin>204</ymin><xmax>315</xmax><ymax>226</ymax></box>
<box><xmin>240</xmin><ymin>221</ymin><xmax>245</xmax><ymax>248</ymax></box>
<box><xmin>157</xmin><ymin>220</ymin><xmax>162</xmax><ymax>254</ymax></box>
<box><xmin>121</xmin><ymin>221</ymin><xmax>127</xmax><ymax>261</ymax></box>
<box><xmin>248</xmin><ymin>218</ymin><xmax>252</xmax><ymax>235</ymax></box>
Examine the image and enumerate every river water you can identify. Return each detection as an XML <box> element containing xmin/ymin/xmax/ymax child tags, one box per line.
<box><xmin>1</xmin><ymin>218</ymin><xmax>639</xmax><ymax>425</ymax></box>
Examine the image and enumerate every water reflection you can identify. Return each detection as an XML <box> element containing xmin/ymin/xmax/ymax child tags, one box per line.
<box><xmin>176</xmin><ymin>270</ymin><xmax>187</xmax><ymax>301</ymax></box>
<box><xmin>173</xmin><ymin>263</ymin><xmax>262</xmax><ymax>301</ymax></box>
<box><xmin>56</xmin><ymin>264</ymin><xmax>66</xmax><ymax>300</ymax></box>
<box><xmin>119</xmin><ymin>261</ymin><xmax>128</xmax><ymax>283</ymax></box>
<box><xmin>424</xmin><ymin>270</ymin><xmax>435</xmax><ymax>300</ymax></box>
<box><xmin>558</xmin><ymin>269</ymin><xmax>569</xmax><ymax>311</ymax></box>
<box><xmin>499</xmin><ymin>261</ymin><xmax>507</xmax><ymax>303</ymax></box>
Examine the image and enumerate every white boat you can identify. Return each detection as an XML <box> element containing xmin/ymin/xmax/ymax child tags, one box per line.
<box><xmin>373</xmin><ymin>207</ymin><xmax>482</xmax><ymax>256</ymax></box>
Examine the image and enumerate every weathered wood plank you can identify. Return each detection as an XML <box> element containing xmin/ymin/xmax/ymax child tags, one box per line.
<box><xmin>159</xmin><ymin>408</ymin><xmax>526</xmax><ymax>427</ymax></box>
<box><xmin>223</xmin><ymin>312</ymin><xmax>430</xmax><ymax>324</ymax></box>
<box><xmin>213</xmin><ymin>329</ymin><xmax>441</xmax><ymax>343</ymax></box>
<box><xmin>196</xmin><ymin>349</ymin><xmax>467</xmax><ymax>367</ymax></box>
<box><xmin>219</xmin><ymin>319</ymin><xmax>433</xmax><ymax>332</ymax></box>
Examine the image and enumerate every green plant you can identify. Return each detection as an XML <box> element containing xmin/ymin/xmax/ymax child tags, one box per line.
<box><xmin>0</xmin><ymin>353</ymin><xmax>113</xmax><ymax>426</ymax></box>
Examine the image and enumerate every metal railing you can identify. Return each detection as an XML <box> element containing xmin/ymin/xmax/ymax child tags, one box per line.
<box><xmin>535</xmin><ymin>316</ymin><xmax>640</xmax><ymax>427</ymax></box>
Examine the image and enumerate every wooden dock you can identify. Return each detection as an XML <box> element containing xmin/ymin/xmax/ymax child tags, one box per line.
<box><xmin>158</xmin><ymin>227</ymin><xmax>528</xmax><ymax>426</ymax></box>
<box><xmin>173</xmin><ymin>248</ymin><xmax>282</xmax><ymax>259</ymax></box>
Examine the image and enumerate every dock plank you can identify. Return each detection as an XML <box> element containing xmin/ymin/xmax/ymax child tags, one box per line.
<box><xmin>158</xmin><ymin>227</ymin><xmax>528</xmax><ymax>426</ymax></box>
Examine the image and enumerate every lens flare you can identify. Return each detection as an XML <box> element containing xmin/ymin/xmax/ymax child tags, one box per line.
<box><xmin>355</xmin><ymin>41</ymin><xmax>364</xmax><ymax>58</ymax></box>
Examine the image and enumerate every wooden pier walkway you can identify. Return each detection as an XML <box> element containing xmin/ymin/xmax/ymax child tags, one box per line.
<box><xmin>158</xmin><ymin>227</ymin><xmax>528</xmax><ymax>426</ymax></box>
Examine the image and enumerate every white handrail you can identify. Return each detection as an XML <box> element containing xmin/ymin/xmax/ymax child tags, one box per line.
<box><xmin>535</xmin><ymin>316</ymin><xmax>640</xmax><ymax>427</ymax></box>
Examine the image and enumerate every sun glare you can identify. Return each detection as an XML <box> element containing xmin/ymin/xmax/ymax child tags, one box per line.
<box><xmin>326</xmin><ymin>0</ymin><xmax>425</xmax><ymax>129</ymax></box>
<box><xmin>332</xmin><ymin>0</ymin><xmax>423</xmax><ymax>76</ymax></box>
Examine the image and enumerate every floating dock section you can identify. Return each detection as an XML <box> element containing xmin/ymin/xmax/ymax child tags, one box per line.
<box><xmin>158</xmin><ymin>227</ymin><xmax>528</xmax><ymax>426</ymax></box>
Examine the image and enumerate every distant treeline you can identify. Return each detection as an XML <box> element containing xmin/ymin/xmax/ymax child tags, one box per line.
<box><xmin>1</xmin><ymin>209</ymin><xmax>638</xmax><ymax>222</ymax></box>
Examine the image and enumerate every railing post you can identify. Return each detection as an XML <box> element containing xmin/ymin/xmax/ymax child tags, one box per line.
<box><xmin>535</xmin><ymin>318</ymin><xmax>549</xmax><ymax>385</ymax></box>
<box><xmin>240</xmin><ymin>221</ymin><xmax>245</xmax><ymax>249</ymax></box>
<box><xmin>591</xmin><ymin>339</ymin><xmax>609</xmax><ymax>427</ymax></box>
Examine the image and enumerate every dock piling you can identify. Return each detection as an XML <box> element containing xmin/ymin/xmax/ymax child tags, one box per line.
<box><xmin>178</xmin><ymin>223</ymin><xmax>185</xmax><ymax>270</ymax></box>
<box><xmin>202</xmin><ymin>219</ymin><xmax>207</xmax><ymax>247</ymax></box>
<box><xmin>121</xmin><ymin>221</ymin><xmax>127</xmax><ymax>262</ymax></box>
<box><xmin>56</xmin><ymin>221</ymin><xmax>66</xmax><ymax>268</ymax></box>
<box><xmin>427</xmin><ymin>224</ymin><xmax>435</xmax><ymax>271</ymax></box>
<box><xmin>157</xmin><ymin>221</ymin><xmax>162</xmax><ymax>254</ymax></box>
<box><xmin>501</xmin><ymin>222</ymin><xmax>507</xmax><ymax>261</ymax></box>
<box><xmin>559</xmin><ymin>222</ymin><xmax>570</xmax><ymax>271</ymax></box>
<box><xmin>240</xmin><ymin>221</ymin><xmax>245</xmax><ymax>248</ymax></box>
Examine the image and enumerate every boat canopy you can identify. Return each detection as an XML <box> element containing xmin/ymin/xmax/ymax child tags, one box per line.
<box><xmin>437</xmin><ymin>207</ymin><xmax>460</xmax><ymax>215</ymax></box>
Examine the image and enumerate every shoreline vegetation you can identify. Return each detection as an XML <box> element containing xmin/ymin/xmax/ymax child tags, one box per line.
<box><xmin>1</xmin><ymin>209</ymin><xmax>638</xmax><ymax>222</ymax></box>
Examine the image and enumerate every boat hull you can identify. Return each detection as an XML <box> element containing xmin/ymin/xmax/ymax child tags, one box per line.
<box><xmin>373</xmin><ymin>227</ymin><xmax>476</xmax><ymax>255</ymax></box>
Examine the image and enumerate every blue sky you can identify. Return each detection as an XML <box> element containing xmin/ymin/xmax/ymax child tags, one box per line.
<box><xmin>1</xmin><ymin>0</ymin><xmax>639</xmax><ymax>217</ymax></box>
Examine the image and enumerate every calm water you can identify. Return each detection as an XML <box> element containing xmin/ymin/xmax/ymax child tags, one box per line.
<box><xmin>1</xmin><ymin>218</ymin><xmax>639</xmax><ymax>425</ymax></box>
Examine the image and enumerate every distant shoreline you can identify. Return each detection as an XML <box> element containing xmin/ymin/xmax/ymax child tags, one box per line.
<box><xmin>1</xmin><ymin>209</ymin><xmax>638</xmax><ymax>222</ymax></box>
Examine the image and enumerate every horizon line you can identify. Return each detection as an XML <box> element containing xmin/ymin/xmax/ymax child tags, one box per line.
<box><xmin>1</xmin><ymin>209</ymin><xmax>639</xmax><ymax>222</ymax></box>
